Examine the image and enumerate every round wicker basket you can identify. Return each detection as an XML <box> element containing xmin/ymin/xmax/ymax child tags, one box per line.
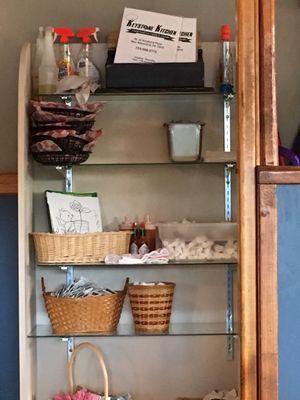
<box><xmin>128</xmin><ymin>282</ymin><xmax>176</xmax><ymax>332</ymax></box>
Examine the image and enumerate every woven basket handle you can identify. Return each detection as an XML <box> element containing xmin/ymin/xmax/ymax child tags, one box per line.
<box><xmin>68</xmin><ymin>342</ymin><xmax>109</xmax><ymax>400</ymax></box>
<box><xmin>41</xmin><ymin>277</ymin><xmax>46</xmax><ymax>294</ymax></box>
<box><xmin>123</xmin><ymin>277</ymin><xmax>130</xmax><ymax>294</ymax></box>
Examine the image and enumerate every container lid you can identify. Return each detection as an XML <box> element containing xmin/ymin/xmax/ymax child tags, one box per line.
<box><xmin>221</xmin><ymin>24</ymin><xmax>231</xmax><ymax>41</ymax></box>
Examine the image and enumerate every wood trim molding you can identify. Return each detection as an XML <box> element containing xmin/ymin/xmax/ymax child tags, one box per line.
<box><xmin>258</xmin><ymin>167</ymin><xmax>300</xmax><ymax>184</ymax></box>
<box><xmin>259</xmin><ymin>0</ymin><xmax>278</xmax><ymax>166</ymax></box>
<box><xmin>237</xmin><ymin>1</ymin><xmax>259</xmax><ymax>399</ymax></box>
<box><xmin>257</xmin><ymin>183</ymin><xmax>278</xmax><ymax>400</ymax></box>
<box><xmin>0</xmin><ymin>173</ymin><xmax>17</xmax><ymax>194</ymax></box>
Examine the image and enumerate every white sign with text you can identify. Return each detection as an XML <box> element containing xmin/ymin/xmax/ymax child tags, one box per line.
<box><xmin>115</xmin><ymin>8</ymin><xmax>195</xmax><ymax>63</ymax></box>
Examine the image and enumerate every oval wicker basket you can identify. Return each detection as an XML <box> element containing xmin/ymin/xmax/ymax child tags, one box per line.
<box><xmin>32</xmin><ymin>231</ymin><xmax>131</xmax><ymax>264</ymax></box>
<box><xmin>128</xmin><ymin>282</ymin><xmax>176</xmax><ymax>332</ymax></box>
<box><xmin>31</xmin><ymin>151</ymin><xmax>90</xmax><ymax>166</ymax></box>
<box><xmin>42</xmin><ymin>278</ymin><xmax>129</xmax><ymax>334</ymax></box>
<box><xmin>31</xmin><ymin>134</ymin><xmax>88</xmax><ymax>152</ymax></box>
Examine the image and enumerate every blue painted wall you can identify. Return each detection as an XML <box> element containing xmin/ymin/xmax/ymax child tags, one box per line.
<box><xmin>0</xmin><ymin>196</ymin><xmax>19</xmax><ymax>399</ymax></box>
<box><xmin>278</xmin><ymin>185</ymin><xmax>300</xmax><ymax>399</ymax></box>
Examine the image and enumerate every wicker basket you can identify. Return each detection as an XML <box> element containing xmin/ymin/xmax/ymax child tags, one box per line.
<box><xmin>68</xmin><ymin>342</ymin><xmax>110</xmax><ymax>399</ymax></box>
<box><xmin>128</xmin><ymin>282</ymin><xmax>175</xmax><ymax>332</ymax></box>
<box><xmin>31</xmin><ymin>120</ymin><xmax>95</xmax><ymax>134</ymax></box>
<box><xmin>31</xmin><ymin>135</ymin><xmax>88</xmax><ymax>152</ymax></box>
<box><xmin>42</xmin><ymin>278</ymin><xmax>129</xmax><ymax>334</ymax></box>
<box><xmin>31</xmin><ymin>151</ymin><xmax>90</xmax><ymax>166</ymax></box>
<box><xmin>32</xmin><ymin>231</ymin><xmax>131</xmax><ymax>264</ymax></box>
<box><xmin>31</xmin><ymin>120</ymin><xmax>95</xmax><ymax>135</ymax></box>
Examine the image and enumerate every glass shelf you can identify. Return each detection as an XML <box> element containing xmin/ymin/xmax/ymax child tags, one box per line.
<box><xmin>74</xmin><ymin>160</ymin><xmax>237</xmax><ymax>167</ymax></box>
<box><xmin>41</xmin><ymin>160</ymin><xmax>237</xmax><ymax>170</ymax></box>
<box><xmin>37</xmin><ymin>260</ymin><xmax>238</xmax><ymax>268</ymax></box>
<box><xmin>28</xmin><ymin>322</ymin><xmax>239</xmax><ymax>338</ymax></box>
<box><xmin>37</xmin><ymin>87</ymin><xmax>218</xmax><ymax>98</ymax></box>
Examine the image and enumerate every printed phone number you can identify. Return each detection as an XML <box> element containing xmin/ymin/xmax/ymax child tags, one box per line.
<box><xmin>136</xmin><ymin>46</ymin><xmax>157</xmax><ymax>53</ymax></box>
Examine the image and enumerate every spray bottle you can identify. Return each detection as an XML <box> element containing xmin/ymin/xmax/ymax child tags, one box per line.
<box><xmin>53</xmin><ymin>27</ymin><xmax>76</xmax><ymax>80</ymax></box>
<box><xmin>220</xmin><ymin>24</ymin><xmax>234</xmax><ymax>96</ymax></box>
<box><xmin>77</xmin><ymin>27</ymin><xmax>101</xmax><ymax>84</ymax></box>
<box><xmin>38</xmin><ymin>27</ymin><xmax>58</xmax><ymax>94</ymax></box>
<box><xmin>33</xmin><ymin>27</ymin><xmax>44</xmax><ymax>94</ymax></box>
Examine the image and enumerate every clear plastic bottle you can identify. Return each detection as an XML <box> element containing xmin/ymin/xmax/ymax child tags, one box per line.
<box><xmin>33</xmin><ymin>27</ymin><xmax>44</xmax><ymax>94</ymax></box>
<box><xmin>38</xmin><ymin>27</ymin><xmax>58</xmax><ymax>94</ymax></box>
<box><xmin>220</xmin><ymin>24</ymin><xmax>234</xmax><ymax>96</ymax></box>
<box><xmin>77</xmin><ymin>27</ymin><xmax>101</xmax><ymax>84</ymax></box>
<box><xmin>54</xmin><ymin>27</ymin><xmax>76</xmax><ymax>80</ymax></box>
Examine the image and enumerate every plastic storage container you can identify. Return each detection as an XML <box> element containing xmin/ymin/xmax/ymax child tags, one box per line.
<box><xmin>166</xmin><ymin>122</ymin><xmax>205</xmax><ymax>162</ymax></box>
<box><xmin>157</xmin><ymin>222</ymin><xmax>237</xmax><ymax>242</ymax></box>
<box><xmin>157</xmin><ymin>222</ymin><xmax>238</xmax><ymax>261</ymax></box>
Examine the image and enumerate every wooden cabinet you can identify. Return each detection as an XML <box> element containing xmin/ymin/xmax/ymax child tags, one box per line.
<box><xmin>17</xmin><ymin>1</ymin><xmax>269</xmax><ymax>398</ymax></box>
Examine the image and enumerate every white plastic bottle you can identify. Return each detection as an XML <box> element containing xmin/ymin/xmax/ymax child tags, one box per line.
<box><xmin>38</xmin><ymin>27</ymin><xmax>58</xmax><ymax>94</ymax></box>
<box><xmin>33</xmin><ymin>27</ymin><xmax>44</xmax><ymax>94</ymax></box>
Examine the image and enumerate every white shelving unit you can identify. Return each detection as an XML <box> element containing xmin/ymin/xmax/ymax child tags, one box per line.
<box><xmin>18</xmin><ymin>41</ymin><xmax>239</xmax><ymax>400</ymax></box>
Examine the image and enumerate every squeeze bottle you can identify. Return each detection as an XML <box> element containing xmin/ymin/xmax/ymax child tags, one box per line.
<box><xmin>38</xmin><ymin>27</ymin><xmax>58</xmax><ymax>94</ymax></box>
<box><xmin>33</xmin><ymin>26</ymin><xmax>44</xmax><ymax>94</ymax></box>
<box><xmin>77</xmin><ymin>27</ymin><xmax>101</xmax><ymax>84</ymax></box>
<box><xmin>130</xmin><ymin>222</ymin><xmax>139</xmax><ymax>255</ymax></box>
<box><xmin>144</xmin><ymin>215</ymin><xmax>157</xmax><ymax>251</ymax></box>
<box><xmin>53</xmin><ymin>27</ymin><xmax>76</xmax><ymax>80</ymax></box>
<box><xmin>139</xmin><ymin>223</ymin><xmax>149</xmax><ymax>256</ymax></box>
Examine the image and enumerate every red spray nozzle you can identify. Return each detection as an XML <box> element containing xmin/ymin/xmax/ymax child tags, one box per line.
<box><xmin>77</xmin><ymin>27</ymin><xmax>99</xmax><ymax>43</ymax></box>
<box><xmin>221</xmin><ymin>24</ymin><xmax>231</xmax><ymax>41</ymax></box>
<box><xmin>53</xmin><ymin>27</ymin><xmax>75</xmax><ymax>43</ymax></box>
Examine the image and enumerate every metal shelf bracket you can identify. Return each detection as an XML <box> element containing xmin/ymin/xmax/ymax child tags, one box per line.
<box><xmin>59</xmin><ymin>166</ymin><xmax>74</xmax><ymax>358</ymax></box>
<box><xmin>223</xmin><ymin>93</ymin><xmax>234</xmax><ymax>153</ymax></box>
<box><xmin>226</xmin><ymin>264</ymin><xmax>235</xmax><ymax>361</ymax></box>
<box><xmin>62</xmin><ymin>337</ymin><xmax>74</xmax><ymax>360</ymax></box>
<box><xmin>224</xmin><ymin>162</ymin><xmax>235</xmax><ymax>360</ymax></box>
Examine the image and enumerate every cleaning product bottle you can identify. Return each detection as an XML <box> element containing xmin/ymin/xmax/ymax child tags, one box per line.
<box><xmin>220</xmin><ymin>24</ymin><xmax>234</xmax><ymax>96</ymax></box>
<box><xmin>139</xmin><ymin>223</ymin><xmax>149</xmax><ymax>256</ymax></box>
<box><xmin>77</xmin><ymin>27</ymin><xmax>101</xmax><ymax>84</ymax></box>
<box><xmin>53</xmin><ymin>27</ymin><xmax>76</xmax><ymax>80</ymax></box>
<box><xmin>38</xmin><ymin>27</ymin><xmax>58</xmax><ymax>94</ymax></box>
<box><xmin>33</xmin><ymin>26</ymin><xmax>44</xmax><ymax>94</ymax></box>
<box><xmin>144</xmin><ymin>215</ymin><xmax>157</xmax><ymax>252</ymax></box>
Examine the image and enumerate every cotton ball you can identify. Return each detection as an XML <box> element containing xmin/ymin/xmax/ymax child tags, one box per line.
<box><xmin>193</xmin><ymin>235</ymin><xmax>206</xmax><ymax>245</ymax></box>
<box><xmin>213</xmin><ymin>243</ymin><xmax>225</xmax><ymax>253</ymax></box>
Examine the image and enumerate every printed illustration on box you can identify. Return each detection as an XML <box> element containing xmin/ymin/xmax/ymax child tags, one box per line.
<box><xmin>46</xmin><ymin>191</ymin><xmax>102</xmax><ymax>233</ymax></box>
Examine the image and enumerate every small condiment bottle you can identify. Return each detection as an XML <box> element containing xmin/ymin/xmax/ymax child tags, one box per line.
<box><xmin>144</xmin><ymin>215</ymin><xmax>157</xmax><ymax>252</ymax></box>
<box><xmin>130</xmin><ymin>222</ymin><xmax>139</xmax><ymax>255</ymax></box>
<box><xmin>138</xmin><ymin>223</ymin><xmax>149</xmax><ymax>255</ymax></box>
<box><xmin>119</xmin><ymin>216</ymin><xmax>133</xmax><ymax>231</ymax></box>
<box><xmin>120</xmin><ymin>216</ymin><xmax>134</xmax><ymax>248</ymax></box>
